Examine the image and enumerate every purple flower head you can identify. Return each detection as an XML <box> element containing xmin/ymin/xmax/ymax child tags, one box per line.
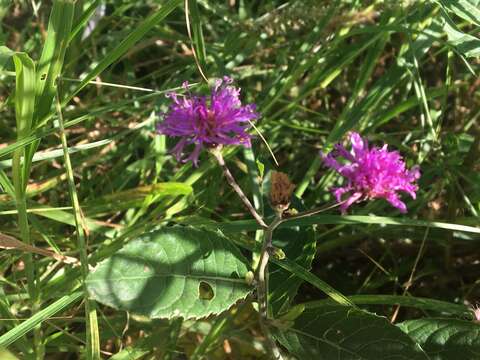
<box><xmin>321</xmin><ymin>132</ymin><xmax>420</xmax><ymax>213</ymax></box>
<box><xmin>157</xmin><ymin>77</ymin><xmax>258</xmax><ymax>166</ymax></box>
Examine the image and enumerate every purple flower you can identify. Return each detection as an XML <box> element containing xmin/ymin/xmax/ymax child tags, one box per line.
<box><xmin>157</xmin><ymin>77</ymin><xmax>258</xmax><ymax>166</ymax></box>
<box><xmin>322</xmin><ymin>132</ymin><xmax>420</xmax><ymax>213</ymax></box>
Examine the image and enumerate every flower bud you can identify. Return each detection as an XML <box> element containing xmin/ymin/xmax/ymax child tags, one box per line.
<box><xmin>269</xmin><ymin>171</ymin><xmax>295</xmax><ymax>213</ymax></box>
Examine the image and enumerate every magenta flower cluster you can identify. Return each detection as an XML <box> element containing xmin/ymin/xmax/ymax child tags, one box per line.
<box><xmin>157</xmin><ymin>76</ymin><xmax>420</xmax><ymax>215</ymax></box>
<box><xmin>157</xmin><ymin>77</ymin><xmax>258</xmax><ymax>166</ymax></box>
<box><xmin>322</xmin><ymin>132</ymin><xmax>420</xmax><ymax>213</ymax></box>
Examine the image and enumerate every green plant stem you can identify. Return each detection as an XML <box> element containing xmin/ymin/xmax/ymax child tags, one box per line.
<box><xmin>254</xmin><ymin>202</ymin><xmax>347</xmax><ymax>359</ymax></box>
<box><xmin>211</xmin><ymin>147</ymin><xmax>282</xmax><ymax>358</ymax></box>
<box><xmin>12</xmin><ymin>150</ymin><xmax>43</xmax><ymax>359</ymax></box>
<box><xmin>256</xmin><ymin>214</ymin><xmax>283</xmax><ymax>360</ymax></box>
<box><xmin>55</xmin><ymin>88</ymin><xmax>100</xmax><ymax>360</ymax></box>
<box><xmin>12</xmin><ymin>153</ymin><xmax>35</xmax><ymax>298</ymax></box>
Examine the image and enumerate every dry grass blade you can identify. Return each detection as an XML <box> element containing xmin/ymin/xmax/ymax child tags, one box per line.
<box><xmin>0</xmin><ymin>232</ymin><xmax>79</xmax><ymax>265</ymax></box>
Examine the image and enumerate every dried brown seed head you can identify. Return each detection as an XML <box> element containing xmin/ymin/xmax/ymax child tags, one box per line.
<box><xmin>270</xmin><ymin>171</ymin><xmax>295</xmax><ymax>212</ymax></box>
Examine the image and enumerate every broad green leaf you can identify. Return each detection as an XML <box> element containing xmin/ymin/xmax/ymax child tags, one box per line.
<box><xmin>398</xmin><ymin>318</ymin><xmax>480</xmax><ymax>359</ymax></box>
<box><xmin>175</xmin><ymin>216</ymin><xmax>353</xmax><ymax>307</ymax></box>
<box><xmin>275</xmin><ymin>305</ymin><xmax>429</xmax><ymax>359</ymax></box>
<box><xmin>86</xmin><ymin>226</ymin><xmax>252</xmax><ymax>319</ymax></box>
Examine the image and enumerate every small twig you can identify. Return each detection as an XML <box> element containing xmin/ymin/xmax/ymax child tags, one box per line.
<box><xmin>210</xmin><ymin>148</ymin><xmax>267</xmax><ymax>229</ymax></box>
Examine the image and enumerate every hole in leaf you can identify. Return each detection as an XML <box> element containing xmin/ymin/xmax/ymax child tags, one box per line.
<box><xmin>198</xmin><ymin>281</ymin><xmax>214</xmax><ymax>301</ymax></box>
<box><xmin>202</xmin><ymin>249</ymin><xmax>212</xmax><ymax>259</ymax></box>
<box><xmin>230</xmin><ymin>271</ymin><xmax>239</xmax><ymax>279</ymax></box>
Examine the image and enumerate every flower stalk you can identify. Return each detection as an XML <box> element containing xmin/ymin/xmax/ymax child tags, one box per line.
<box><xmin>210</xmin><ymin>148</ymin><xmax>267</xmax><ymax>229</ymax></box>
<box><xmin>256</xmin><ymin>214</ymin><xmax>284</xmax><ymax>359</ymax></box>
<box><xmin>211</xmin><ymin>148</ymin><xmax>284</xmax><ymax>358</ymax></box>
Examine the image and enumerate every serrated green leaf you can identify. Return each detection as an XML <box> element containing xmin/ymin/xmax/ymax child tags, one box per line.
<box><xmin>275</xmin><ymin>305</ymin><xmax>429</xmax><ymax>360</ymax></box>
<box><xmin>398</xmin><ymin>318</ymin><xmax>480</xmax><ymax>360</ymax></box>
<box><xmin>86</xmin><ymin>226</ymin><xmax>253</xmax><ymax>319</ymax></box>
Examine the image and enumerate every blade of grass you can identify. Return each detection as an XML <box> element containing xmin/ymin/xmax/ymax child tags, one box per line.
<box><xmin>0</xmin><ymin>139</ymin><xmax>112</xmax><ymax>169</ymax></box>
<box><xmin>0</xmin><ymin>292</ymin><xmax>82</xmax><ymax>348</ymax></box>
<box><xmin>23</xmin><ymin>0</ymin><xmax>75</xmax><ymax>196</ymax></box>
<box><xmin>225</xmin><ymin>229</ymin><xmax>354</xmax><ymax>307</ymax></box>
<box><xmin>68</xmin><ymin>0</ymin><xmax>102</xmax><ymax>43</ymax></box>
<box><xmin>185</xmin><ymin>0</ymin><xmax>208</xmax><ymax>82</ymax></box>
<box><xmin>31</xmin><ymin>0</ymin><xmax>182</xmax><ymax>130</ymax></box>
<box><xmin>271</xmin><ymin>256</ymin><xmax>354</xmax><ymax>307</ymax></box>
<box><xmin>64</xmin><ymin>0</ymin><xmax>182</xmax><ymax>104</ymax></box>
<box><xmin>55</xmin><ymin>87</ymin><xmax>100</xmax><ymax>360</ymax></box>
<box><xmin>34</xmin><ymin>0</ymin><xmax>74</xmax><ymax>125</ymax></box>
<box><xmin>11</xmin><ymin>54</ymin><xmax>38</xmax><ymax>355</ymax></box>
<box><xmin>301</xmin><ymin>294</ymin><xmax>471</xmax><ymax>317</ymax></box>
<box><xmin>217</xmin><ymin>215</ymin><xmax>480</xmax><ymax>235</ymax></box>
